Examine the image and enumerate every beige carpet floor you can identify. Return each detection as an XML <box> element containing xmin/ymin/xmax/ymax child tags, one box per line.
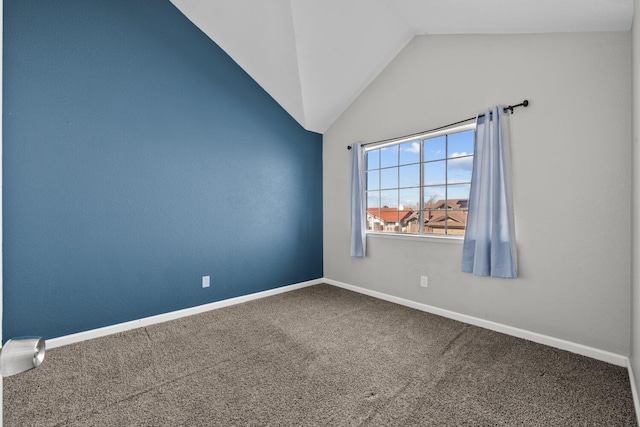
<box><xmin>4</xmin><ymin>284</ymin><xmax>637</xmax><ymax>426</ymax></box>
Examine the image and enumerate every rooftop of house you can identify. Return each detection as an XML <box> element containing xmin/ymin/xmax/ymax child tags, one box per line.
<box><xmin>368</xmin><ymin>199</ymin><xmax>469</xmax><ymax>224</ymax></box>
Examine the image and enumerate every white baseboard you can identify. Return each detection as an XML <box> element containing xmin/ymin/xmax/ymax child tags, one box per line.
<box><xmin>324</xmin><ymin>278</ymin><xmax>628</xmax><ymax>367</ymax></box>
<box><xmin>47</xmin><ymin>276</ymin><xmax>628</xmax><ymax>368</ymax></box>
<box><xmin>45</xmin><ymin>276</ymin><xmax>637</xmax><ymax>419</ymax></box>
<box><xmin>47</xmin><ymin>278</ymin><xmax>323</xmax><ymax>349</ymax></box>
<box><xmin>627</xmin><ymin>359</ymin><xmax>640</xmax><ymax>420</ymax></box>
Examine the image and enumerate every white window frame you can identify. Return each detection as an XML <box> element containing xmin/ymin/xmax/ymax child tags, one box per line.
<box><xmin>364</xmin><ymin>122</ymin><xmax>476</xmax><ymax>240</ymax></box>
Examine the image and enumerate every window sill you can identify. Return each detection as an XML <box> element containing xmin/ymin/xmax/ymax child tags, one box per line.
<box><xmin>366</xmin><ymin>232</ymin><xmax>464</xmax><ymax>244</ymax></box>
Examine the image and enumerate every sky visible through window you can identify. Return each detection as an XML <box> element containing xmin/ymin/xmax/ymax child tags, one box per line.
<box><xmin>366</xmin><ymin>129</ymin><xmax>474</xmax><ymax>235</ymax></box>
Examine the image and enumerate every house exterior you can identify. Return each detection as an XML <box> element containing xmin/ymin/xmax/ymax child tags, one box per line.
<box><xmin>367</xmin><ymin>199</ymin><xmax>469</xmax><ymax>235</ymax></box>
<box><xmin>366</xmin><ymin>206</ymin><xmax>414</xmax><ymax>232</ymax></box>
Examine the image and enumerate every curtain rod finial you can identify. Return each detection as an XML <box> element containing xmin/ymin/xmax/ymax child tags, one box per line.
<box><xmin>523</xmin><ymin>100</ymin><xmax>529</xmax><ymax>107</ymax></box>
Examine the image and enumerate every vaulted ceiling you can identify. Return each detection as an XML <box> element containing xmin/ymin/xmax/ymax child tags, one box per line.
<box><xmin>170</xmin><ymin>0</ymin><xmax>633</xmax><ymax>133</ymax></box>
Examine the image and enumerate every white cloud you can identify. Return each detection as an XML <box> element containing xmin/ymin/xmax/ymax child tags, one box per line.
<box><xmin>402</xmin><ymin>142</ymin><xmax>420</xmax><ymax>154</ymax></box>
<box><xmin>450</xmin><ymin>151</ymin><xmax>469</xmax><ymax>158</ymax></box>
<box><xmin>448</xmin><ymin>155</ymin><xmax>473</xmax><ymax>171</ymax></box>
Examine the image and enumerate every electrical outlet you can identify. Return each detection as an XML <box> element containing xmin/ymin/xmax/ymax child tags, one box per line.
<box><xmin>420</xmin><ymin>276</ymin><xmax>428</xmax><ymax>288</ymax></box>
<box><xmin>202</xmin><ymin>275</ymin><xmax>210</xmax><ymax>288</ymax></box>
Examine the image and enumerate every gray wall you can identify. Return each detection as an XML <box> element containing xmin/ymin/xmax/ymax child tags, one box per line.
<box><xmin>324</xmin><ymin>33</ymin><xmax>631</xmax><ymax>355</ymax></box>
<box><xmin>631</xmin><ymin>0</ymin><xmax>640</xmax><ymax>395</ymax></box>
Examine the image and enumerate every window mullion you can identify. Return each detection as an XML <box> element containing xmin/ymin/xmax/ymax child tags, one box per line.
<box><xmin>419</xmin><ymin>139</ymin><xmax>424</xmax><ymax>234</ymax></box>
<box><xmin>397</xmin><ymin>147</ymin><xmax>400</xmax><ymax>233</ymax></box>
<box><xmin>444</xmin><ymin>135</ymin><xmax>449</xmax><ymax>235</ymax></box>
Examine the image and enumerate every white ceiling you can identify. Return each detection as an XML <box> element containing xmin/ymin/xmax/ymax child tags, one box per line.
<box><xmin>170</xmin><ymin>0</ymin><xmax>634</xmax><ymax>134</ymax></box>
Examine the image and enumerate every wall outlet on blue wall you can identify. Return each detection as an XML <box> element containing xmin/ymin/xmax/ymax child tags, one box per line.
<box><xmin>3</xmin><ymin>0</ymin><xmax>322</xmax><ymax>340</ymax></box>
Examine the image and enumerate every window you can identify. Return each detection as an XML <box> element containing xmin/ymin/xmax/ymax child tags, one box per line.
<box><xmin>365</xmin><ymin>123</ymin><xmax>475</xmax><ymax>236</ymax></box>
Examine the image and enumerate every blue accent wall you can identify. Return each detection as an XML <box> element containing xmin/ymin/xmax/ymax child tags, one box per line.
<box><xmin>3</xmin><ymin>0</ymin><xmax>323</xmax><ymax>340</ymax></box>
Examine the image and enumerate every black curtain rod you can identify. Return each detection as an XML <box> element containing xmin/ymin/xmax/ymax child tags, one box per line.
<box><xmin>347</xmin><ymin>100</ymin><xmax>529</xmax><ymax>150</ymax></box>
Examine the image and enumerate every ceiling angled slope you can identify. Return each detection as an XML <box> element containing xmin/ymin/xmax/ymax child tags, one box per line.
<box><xmin>170</xmin><ymin>0</ymin><xmax>634</xmax><ymax>134</ymax></box>
<box><xmin>288</xmin><ymin>0</ymin><xmax>414</xmax><ymax>133</ymax></box>
<box><xmin>169</xmin><ymin>0</ymin><xmax>306</xmax><ymax>128</ymax></box>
